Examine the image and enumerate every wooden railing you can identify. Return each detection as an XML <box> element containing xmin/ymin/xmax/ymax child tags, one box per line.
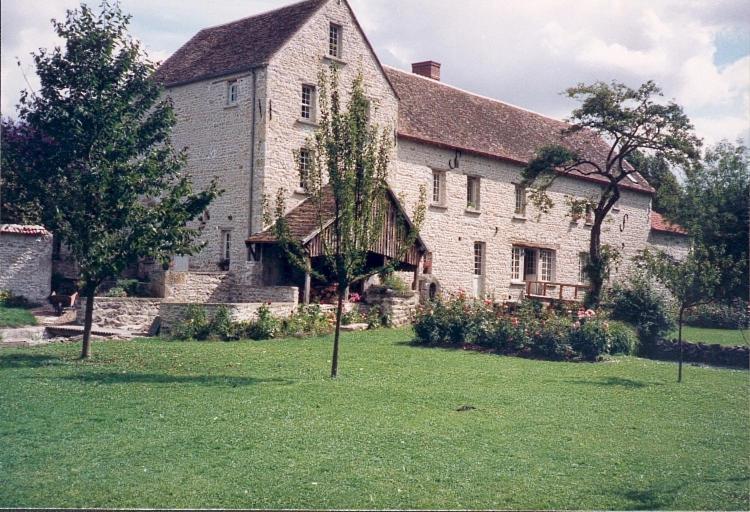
<box><xmin>525</xmin><ymin>281</ymin><xmax>589</xmax><ymax>302</ymax></box>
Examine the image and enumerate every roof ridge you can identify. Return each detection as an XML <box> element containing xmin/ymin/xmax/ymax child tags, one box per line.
<box><xmin>383</xmin><ymin>65</ymin><xmax>571</xmax><ymax>127</ymax></box>
<box><xmin>197</xmin><ymin>0</ymin><xmax>326</xmax><ymax>33</ymax></box>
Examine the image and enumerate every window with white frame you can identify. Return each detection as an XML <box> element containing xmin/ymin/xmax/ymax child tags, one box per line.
<box><xmin>538</xmin><ymin>249</ymin><xmax>554</xmax><ymax>282</ymax></box>
<box><xmin>474</xmin><ymin>242</ymin><xmax>484</xmax><ymax>275</ymax></box>
<box><xmin>432</xmin><ymin>170</ymin><xmax>446</xmax><ymax>205</ymax></box>
<box><xmin>578</xmin><ymin>252</ymin><xmax>589</xmax><ymax>284</ymax></box>
<box><xmin>329</xmin><ymin>23</ymin><xmax>342</xmax><ymax>58</ymax></box>
<box><xmin>466</xmin><ymin>176</ymin><xmax>480</xmax><ymax>209</ymax></box>
<box><xmin>301</xmin><ymin>85</ymin><xmax>314</xmax><ymax>120</ymax></box>
<box><xmin>298</xmin><ymin>148</ymin><xmax>311</xmax><ymax>191</ymax></box>
<box><xmin>514</xmin><ymin>184</ymin><xmax>526</xmax><ymax>215</ymax></box>
<box><xmin>227</xmin><ymin>80</ymin><xmax>238</xmax><ymax>105</ymax></box>
<box><xmin>511</xmin><ymin>247</ymin><xmax>524</xmax><ymax>281</ymax></box>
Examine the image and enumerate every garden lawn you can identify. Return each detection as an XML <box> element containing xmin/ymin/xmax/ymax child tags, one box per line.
<box><xmin>671</xmin><ymin>326</ymin><xmax>749</xmax><ymax>346</ymax></box>
<box><xmin>0</xmin><ymin>329</ymin><xmax>748</xmax><ymax>510</ymax></box>
<box><xmin>0</xmin><ymin>306</ymin><xmax>37</xmax><ymax>328</ymax></box>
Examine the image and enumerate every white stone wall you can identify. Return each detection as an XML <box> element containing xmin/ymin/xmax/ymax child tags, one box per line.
<box><xmin>392</xmin><ymin>139</ymin><xmax>654</xmax><ymax>300</ymax></box>
<box><xmin>648</xmin><ymin>232</ymin><xmax>690</xmax><ymax>260</ymax></box>
<box><xmin>0</xmin><ymin>232</ymin><xmax>52</xmax><ymax>304</ymax></box>
<box><xmin>263</xmin><ymin>0</ymin><xmax>399</xmax><ymax>217</ymax></box>
<box><xmin>165</xmin><ymin>67</ymin><xmax>269</xmax><ymax>271</ymax></box>
<box><xmin>77</xmin><ymin>298</ymin><xmax>161</xmax><ymax>333</ymax></box>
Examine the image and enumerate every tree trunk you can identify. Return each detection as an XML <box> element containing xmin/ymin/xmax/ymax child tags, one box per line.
<box><xmin>81</xmin><ymin>287</ymin><xmax>95</xmax><ymax>359</ymax></box>
<box><xmin>330</xmin><ymin>288</ymin><xmax>345</xmax><ymax>378</ymax></box>
<box><xmin>585</xmin><ymin>218</ymin><xmax>605</xmax><ymax>308</ymax></box>
<box><xmin>677</xmin><ymin>305</ymin><xmax>685</xmax><ymax>383</ymax></box>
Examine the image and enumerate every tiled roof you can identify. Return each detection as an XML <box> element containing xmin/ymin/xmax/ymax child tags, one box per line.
<box><xmin>154</xmin><ymin>0</ymin><xmax>327</xmax><ymax>86</ymax></box>
<box><xmin>0</xmin><ymin>224</ymin><xmax>51</xmax><ymax>236</ymax></box>
<box><xmin>247</xmin><ymin>188</ymin><xmax>337</xmax><ymax>244</ymax></box>
<box><xmin>650</xmin><ymin>211</ymin><xmax>688</xmax><ymax>235</ymax></box>
<box><xmin>384</xmin><ymin>66</ymin><xmax>655</xmax><ymax>195</ymax></box>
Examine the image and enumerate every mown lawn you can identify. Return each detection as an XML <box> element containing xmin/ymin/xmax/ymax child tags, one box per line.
<box><xmin>0</xmin><ymin>329</ymin><xmax>747</xmax><ymax>510</ymax></box>
<box><xmin>671</xmin><ymin>326</ymin><xmax>749</xmax><ymax>346</ymax></box>
<box><xmin>0</xmin><ymin>306</ymin><xmax>37</xmax><ymax>328</ymax></box>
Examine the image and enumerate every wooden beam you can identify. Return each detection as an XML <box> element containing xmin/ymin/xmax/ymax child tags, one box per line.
<box><xmin>303</xmin><ymin>254</ymin><xmax>311</xmax><ymax>305</ymax></box>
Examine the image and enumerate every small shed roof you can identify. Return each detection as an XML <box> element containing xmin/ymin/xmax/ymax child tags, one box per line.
<box><xmin>0</xmin><ymin>224</ymin><xmax>51</xmax><ymax>236</ymax></box>
<box><xmin>650</xmin><ymin>212</ymin><xmax>688</xmax><ymax>235</ymax></box>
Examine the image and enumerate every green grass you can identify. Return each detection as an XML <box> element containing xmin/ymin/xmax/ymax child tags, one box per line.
<box><xmin>671</xmin><ymin>326</ymin><xmax>750</xmax><ymax>346</ymax></box>
<box><xmin>0</xmin><ymin>306</ymin><xmax>37</xmax><ymax>328</ymax></box>
<box><xmin>1</xmin><ymin>329</ymin><xmax>748</xmax><ymax>510</ymax></box>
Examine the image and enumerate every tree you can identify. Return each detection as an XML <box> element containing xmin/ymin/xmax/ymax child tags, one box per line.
<box><xmin>639</xmin><ymin>246</ymin><xmax>739</xmax><ymax>382</ymax></box>
<box><xmin>522</xmin><ymin>81</ymin><xmax>701</xmax><ymax>307</ymax></box>
<box><xmin>676</xmin><ymin>141</ymin><xmax>749</xmax><ymax>300</ymax></box>
<box><xmin>626</xmin><ymin>150</ymin><xmax>682</xmax><ymax>215</ymax></box>
<box><xmin>272</xmin><ymin>68</ymin><xmax>424</xmax><ymax>378</ymax></box>
<box><xmin>16</xmin><ymin>2</ymin><xmax>219</xmax><ymax>358</ymax></box>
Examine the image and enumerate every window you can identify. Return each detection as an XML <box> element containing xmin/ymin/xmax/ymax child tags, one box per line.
<box><xmin>578</xmin><ymin>252</ymin><xmax>589</xmax><ymax>284</ymax></box>
<box><xmin>524</xmin><ymin>248</ymin><xmax>536</xmax><ymax>278</ymax></box>
<box><xmin>301</xmin><ymin>85</ymin><xmax>314</xmax><ymax>120</ymax></box>
<box><xmin>227</xmin><ymin>80</ymin><xmax>238</xmax><ymax>105</ymax></box>
<box><xmin>473</xmin><ymin>242</ymin><xmax>484</xmax><ymax>276</ymax></box>
<box><xmin>466</xmin><ymin>176</ymin><xmax>480</xmax><ymax>210</ymax></box>
<box><xmin>329</xmin><ymin>23</ymin><xmax>342</xmax><ymax>58</ymax></box>
<box><xmin>539</xmin><ymin>249</ymin><xmax>554</xmax><ymax>282</ymax></box>
<box><xmin>585</xmin><ymin>204</ymin><xmax>594</xmax><ymax>224</ymax></box>
<box><xmin>432</xmin><ymin>170</ymin><xmax>446</xmax><ymax>205</ymax></box>
<box><xmin>299</xmin><ymin>148</ymin><xmax>311</xmax><ymax>190</ymax></box>
<box><xmin>511</xmin><ymin>247</ymin><xmax>524</xmax><ymax>281</ymax></box>
<box><xmin>514</xmin><ymin>184</ymin><xmax>526</xmax><ymax>215</ymax></box>
<box><xmin>220</xmin><ymin>230</ymin><xmax>231</xmax><ymax>262</ymax></box>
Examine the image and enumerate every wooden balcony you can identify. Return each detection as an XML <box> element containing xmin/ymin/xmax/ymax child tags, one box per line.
<box><xmin>525</xmin><ymin>281</ymin><xmax>589</xmax><ymax>302</ymax></box>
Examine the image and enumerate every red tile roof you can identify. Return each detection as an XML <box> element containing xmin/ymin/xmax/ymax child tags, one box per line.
<box><xmin>0</xmin><ymin>224</ymin><xmax>51</xmax><ymax>236</ymax></box>
<box><xmin>384</xmin><ymin>66</ymin><xmax>655</xmax><ymax>195</ymax></box>
<box><xmin>247</xmin><ymin>188</ymin><xmax>337</xmax><ymax>244</ymax></box>
<box><xmin>154</xmin><ymin>0</ymin><xmax>327</xmax><ymax>86</ymax></box>
<box><xmin>650</xmin><ymin>211</ymin><xmax>688</xmax><ymax>235</ymax></box>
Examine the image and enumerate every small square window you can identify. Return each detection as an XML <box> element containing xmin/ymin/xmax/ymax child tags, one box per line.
<box><xmin>301</xmin><ymin>85</ymin><xmax>315</xmax><ymax>120</ymax></box>
<box><xmin>299</xmin><ymin>148</ymin><xmax>311</xmax><ymax>190</ymax></box>
<box><xmin>329</xmin><ymin>23</ymin><xmax>342</xmax><ymax>58</ymax></box>
<box><xmin>467</xmin><ymin>176</ymin><xmax>480</xmax><ymax>210</ymax></box>
<box><xmin>514</xmin><ymin>184</ymin><xmax>526</xmax><ymax>215</ymax></box>
<box><xmin>227</xmin><ymin>80</ymin><xmax>238</xmax><ymax>105</ymax></box>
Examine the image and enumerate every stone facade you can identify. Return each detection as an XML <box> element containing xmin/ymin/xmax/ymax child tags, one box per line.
<box><xmin>647</xmin><ymin>231</ymin><xmax>690</xmax><ymax>260</ymax></box>
<box><xmin>0</xmin><ymin>228</ymin><xmax>53</xmax><ymax>304</ymax></box>
<box><xmin>77</xmin><ymin>298</ymin><xmax>161</xmax><ymax>334</ymax></box>
<box><xmin>160</xmin><ymin>0</ymin><xmax>687</xmax><ymax>302</ymax></box>
<box><xmin>163</xmin><ymin>270</ymin><xmax>298</xmax><ymax>304</ymax></box>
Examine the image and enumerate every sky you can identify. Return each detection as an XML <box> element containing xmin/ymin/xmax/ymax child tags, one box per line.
<box><xmin>2</xmin><ymin>0</ymin><xmax>749</xmax><ymax>146</ymax></box>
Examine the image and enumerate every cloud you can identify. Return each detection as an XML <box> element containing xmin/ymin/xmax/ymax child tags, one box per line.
<box><xmin>2</xmin><ymin>0</ymin><xmax>748</xmax><ymax>145</ymax></box>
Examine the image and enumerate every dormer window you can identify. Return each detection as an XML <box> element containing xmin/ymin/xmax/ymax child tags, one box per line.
<box><xmin>329</xmin><ymin>23</ymin><xmax>342</xmax><ymax>58</ymax></box>
<box><xmin>227</xmin><ymin>80</ymin><xmax>238</xmax><ymax>105</ymax></box>
<box><xmin>301</xmin><ymin>84</ymin><xmax>315</xmax><ymax>120</ymax></box>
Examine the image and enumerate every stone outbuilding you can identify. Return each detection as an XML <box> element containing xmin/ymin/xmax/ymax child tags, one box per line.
<box><xmin>0</xmin><ymin>224</ymin><xmax>53</xmax><ymax>304</ymax></box>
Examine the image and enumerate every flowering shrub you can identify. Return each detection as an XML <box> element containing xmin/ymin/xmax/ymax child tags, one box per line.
<box><xmin>413</xmin><ymin>294</ymin><xmax>630</xmax><ymax>361</ymax></box>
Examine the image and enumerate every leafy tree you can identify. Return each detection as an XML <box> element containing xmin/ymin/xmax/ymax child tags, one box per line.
<box><xmin>17</xmin><ymin>2</ymin><xmax>219</xmax><ymax>358</ymax></box>
<box><xmin>676</xmin><ymin>140</ymin><xmax>749</xmax><ymax>300</ymax></box>
<box><xmin>272</xmin><ymin>68</ymin><xmax>424</xmax><ymax>378</ymax></box>
<box><xmin>522</xmin><ymin>81</ymin><xmax>701</xmax><ymax>307</ymax></box>
<box><xmin>626</xmin><ymin>150</ymin><xmax>682</xmax><ymax>215</ymax></box>
<box><xmin>639</xmin><ymin>246</ymin><xmax>739</xmax><ymax>382</ymax></box>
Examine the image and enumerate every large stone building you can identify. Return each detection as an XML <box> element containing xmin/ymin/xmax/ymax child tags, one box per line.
<box><xmin>154</xmin><ymin>0</ymin><xmax>688</xmax><ymax>303</ymax></box>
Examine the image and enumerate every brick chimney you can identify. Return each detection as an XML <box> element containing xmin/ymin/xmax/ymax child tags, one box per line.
<box><xmin>412</xmin><ymin>60</ymin><xmax>441</xmax><ymax>81</ymax></box>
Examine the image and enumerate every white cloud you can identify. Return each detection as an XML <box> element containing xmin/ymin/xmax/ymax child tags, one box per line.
<box><xmin>2</xmin><ymin>0</ymin><xmax>748</xmax><ymax>145</ymax></box>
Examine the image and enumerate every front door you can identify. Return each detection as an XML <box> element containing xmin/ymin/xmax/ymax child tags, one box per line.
<box><xmin>472</xmin><ymin>242</ymin><xmax>485</xmax><ymax>298</ymax></box>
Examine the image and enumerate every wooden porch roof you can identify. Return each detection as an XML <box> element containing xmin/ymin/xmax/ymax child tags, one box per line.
<box><xmin>246</xmin><ymin>186</ymin><xmax>428</xmax><ymax>266</ymax></box>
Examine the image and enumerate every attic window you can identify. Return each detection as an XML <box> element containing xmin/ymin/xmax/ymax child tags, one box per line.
<box><xmin>227</xmin><ymin>80</ymin><xmax>238</xmax><ymax>105</ymax></box>
<box><xmin>329</xmin><ymin>23</ymin><xmax>342</xmax><ymax>58</ymax></box>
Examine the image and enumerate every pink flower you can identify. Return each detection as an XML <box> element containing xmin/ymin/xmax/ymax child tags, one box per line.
<box><xmin>577</xmin><ymin>309</ymin><xmax>586</xmax><ymax>319</ymax></box>
<box><xmin>585</xmin><ymin>309</ymin><xmax>596</xmax><ymax>318</ymax></box>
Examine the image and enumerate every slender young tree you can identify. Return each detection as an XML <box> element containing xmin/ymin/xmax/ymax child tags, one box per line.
<box><xmin>522</xmin><ymin>81</ymin><xmax>701</xmax><ymax>307</ymax></box>
<box><xmin>273</xmin><ymin>67</ymin><xmax>424</xmax><ymax>378</ymax></box>
<box><xmin>638</xmin><ymin>246</ymin><xmax>739</xmax><ymax>382</ymax></box>
<box><xmin>17</xmin><ymin>2</ymin><xmax>219</xmax><ymax>358</ymax></box>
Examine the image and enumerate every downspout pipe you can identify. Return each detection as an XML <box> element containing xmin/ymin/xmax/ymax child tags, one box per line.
<box><xmin>247</xmin><ymin>68</ymin><xmax>257</xmax><ymax>256</ymax></box>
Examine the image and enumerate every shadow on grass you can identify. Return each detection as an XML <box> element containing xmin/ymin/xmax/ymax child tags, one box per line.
<box><xmin>0</xmin><ymin>353</ymin><xmax>63</xmax><ymax>369</ymax></box>
<box><xmin>566</xmin><ymin>376</ymin><xmax>663</xmax><ymax>388</ymax></box>
<box><xmin>58</xmin><ymin>371</ymin><xmax>293</xmax><ymax>387</ymax></box>
<box><xmin>616</xmin><ymin>487</ymin><xmax>676</xmax><ymax>510</ymax></box>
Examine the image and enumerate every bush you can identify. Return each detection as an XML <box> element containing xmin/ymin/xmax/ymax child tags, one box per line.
<box><xmin>608</xmin><ymin>321</ymin><xmax>639</xmax><ymax>355</ymax></box>
<box><xmin>341</xmin><ymin>305</ymin><xmax>364</xmax><ymax>326</ymax></box>
<box><xmin>569</xmin><ymin>319</ymin><xmax>611</xmax><ymax>361</ymax></box>
<box><xmin>0</xmin><ymin>290</ymin><xmax>38</xmax><ymax>309</ymax></box>
<box><xmin>241</xmin><ymin>304</ymin><xmax>280</xmax><ymax>340</ymax></box>
<box><xmin>282</xmin><ymin>304</ymin><xmax>334</xmax><ymax>337</ymax></box>
<box><xmin>684</xmin><ymin>299</ymin><xmax>749</xmax><ymax>329</ymax></box>
<box><xmin>606</xmin><ymin>274</ymin><xmax>674</xmax><ymax>348</ymax></box>
<box><xmin>170</xmin><ymin>304</ymin><xmax>212</xmax><ymax>341</ymax></box>
<box><xmin>531</xmin><ymin>316</ymin><xmax>575</xmax><ymax>360</ymax></box>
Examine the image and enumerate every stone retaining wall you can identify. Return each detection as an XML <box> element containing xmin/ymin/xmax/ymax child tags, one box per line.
<box><xmin>160</xmin><ymin>302</ymin><xmax>297</xmax><ymax>334</ymax></box>
<box><xmin>0</xmin><ymin>230</ymin><xmax>52</xmax><ymax>304</ymax></box>
<box><xmin>649</xmin><ymin>339</ymin><xmax>749</xmax><ymax>369</ymax></box>
<box><xmin>362</xmin><ymin>287</ymin><xmax>419</xmax><ymax>326</ymax></box>
<box><xmin>77</xmin><ymin>297</ymin><xmax>161</xmax><ymax>334</ymax></box>
<box><xmin>164</xmin><ymin>271</ymin><xmax>234</xmax><ymax>302</ymax></box>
